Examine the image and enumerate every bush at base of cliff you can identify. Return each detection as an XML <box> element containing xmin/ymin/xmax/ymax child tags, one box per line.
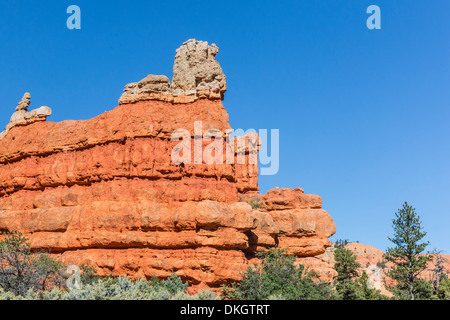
<box><xmin>0</xmin><ymin>231</ymin><xmax>66</xmax><ymax>296</ymax></box>
<box><xmin>221</xmin><ymin>248</ymin><xmax>338</xmax><ymax>300</ymax></box>
<box><xmin>436</xmin><ymin>275</ymin><xmax>450</xmax><ymax>300</ymax></box>
<box><xmin>0</xmin><ymin>276</ymin><xmax>218</xmax><ymax>300</ymax></box>
<box><xmin>148</xmin><ymin>273</ymin><xmax>189</xmax><ymax>295</ymax></box>
<box><xmin>389</xmin><ymin>278</ymin><xmax>435</xmax><ymax>301</ymax></box>
<box><xmin>0</xmin><ymin>231</ymin><xmax>218</xmax><ymax>300</ymax></box>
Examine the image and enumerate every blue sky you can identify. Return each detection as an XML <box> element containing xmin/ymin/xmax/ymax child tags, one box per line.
<box><xmin>0</xmin><ymin>1</ymin><xmax>449</xmax><ymax>253</ymax></box>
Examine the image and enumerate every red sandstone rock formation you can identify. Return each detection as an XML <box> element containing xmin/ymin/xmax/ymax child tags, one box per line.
<box><xmin>0</xmin><ymin>39</ymin><xmax>336</xmax><ymax>289</ymax></box>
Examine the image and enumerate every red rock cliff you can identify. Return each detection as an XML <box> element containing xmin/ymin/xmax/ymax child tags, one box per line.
<box><xmin>0</xmin><ymin>39</ymin><xmax>336</xmax><ymax>289</ymax></box>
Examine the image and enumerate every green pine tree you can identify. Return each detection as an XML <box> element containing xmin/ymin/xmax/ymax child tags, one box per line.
<box><xmin>222</xmin><ymin>248</ymin><xmax>337</xmax><ymax>300</ymax></box>
<box><xmin>383</xmin><ymin>202</ymin><xmax>432</xmax><ymax>300</ymax></box>
<box><xmin>333</xmin><ymin>245</ymin><xmax>363</xmax><ymax>300</ymax></box>
<box><xmin>357</xmin><ymin>272</ymin><xmax>387</xmax><ymax>300</ymax></box>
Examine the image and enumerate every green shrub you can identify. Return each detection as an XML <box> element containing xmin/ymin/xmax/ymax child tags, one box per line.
<box><xmin>436</xmin><ymin>275</ymin><xmax>450</xmax><ymax>300</ymax></box>
<box><xmin>0</xmin><ymin>273</ymin><xmax>217</xmax><ymax>300</ymax></box>
<box><xmin>161</xmin><ymin>273</ymin><xmax>189</xmax><ymax>295</ymax></box>
<box><xmin>248</xmin><ymin>198</ymin><xmax>263</xmax><ymax>209</ymax></box>
<box><xmin>222</xmin><ymin>248</ymin><xmax>337</xmax><ymax>300</ymax></box>
<box><xmin>0</xmin><ymin>231</ymin><xmax>66</xmax><ymax>296</ymax></box>
<box><xmin>239</xmin><ymin>196</ymin><xmax>263</xmax><ymax>210</ymax></box>
<box><xmin>79</xmin><ymin>263</ymin><xmax>99</xmax><ymax>286</ymax></box>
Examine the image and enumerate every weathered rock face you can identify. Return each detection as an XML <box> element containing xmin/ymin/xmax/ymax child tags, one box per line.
<box><xmin>0</xmin><ymin>39</ymin><xmax>335</xmax><ymax>289</ymax></box>
<box><xmin>171</xmin><ymin>39</ymin><xmax>227</xmax><ymax>100</ymax></box>
<box><xmin>119</xmin><ymin>39</ymin><xmax>226</xmax><ymax>105</ymax></box>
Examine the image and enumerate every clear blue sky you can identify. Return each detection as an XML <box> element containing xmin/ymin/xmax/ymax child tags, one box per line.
<box><xmin>0</xmin><ymin>1</ymin><xmax>449</xmax><ymax>253</ymax></box>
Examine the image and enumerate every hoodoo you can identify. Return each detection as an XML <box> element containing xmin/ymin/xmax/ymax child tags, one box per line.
<box><xmin>0</xmin><ymin>39</ymin><xmax>336</xmax><ymax>290</ymax></box>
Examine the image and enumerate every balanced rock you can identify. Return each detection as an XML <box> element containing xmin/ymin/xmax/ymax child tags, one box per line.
<box><xmin>119</xmin><ymin>39</ymin><xmax>227</xmax><ymax>105</ymax></box>
<box><xmin>171</xmin><ymin>39</ymin><xmax>227</xmax><ymax>100</ymax></box>
<box><xmin>0</xmin><ymin>93</ymin><xmax>52</xmax><ymax>140</ymax></box>
<box><xmin>16</xmin><ymin>92</ymin><xmax>31</xmax><ymax>111</ymax></box>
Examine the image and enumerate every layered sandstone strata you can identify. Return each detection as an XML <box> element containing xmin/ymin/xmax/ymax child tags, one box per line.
<box><xmin>0</xmin><ymin>39</ymin><xmax>336</xmax><ymax>289</ymax></box>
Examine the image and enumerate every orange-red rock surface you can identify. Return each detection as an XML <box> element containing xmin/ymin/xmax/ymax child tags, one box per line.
<box><xmin>0</xmin><ymin>40</ymin><xmax>337</xmax><ymax>289</ymax></box>
<box><xmin>0</xmin><ymin>98</ymin><xmax>336</xmax><ymax>287</ymax></box>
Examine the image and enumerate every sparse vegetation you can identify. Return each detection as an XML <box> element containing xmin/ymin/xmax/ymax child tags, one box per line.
<box><xmin>248</xmin><ymin>197</ymin><xmax>263</xmax><ymax>209</ymax></box>
<box><xmin>333</xmin><ymin>239</ymin><xmax>359</xmax><ymax>248</ymax></box>
<box><xmin>0</xmin><ymin>276</ymin><xmax>218</xmax><ymax>300</ymax></box>
<box><xmin>239</xmin><ymin>196</ymin><xmax>263</xmax><ymax>209</ymax></box>
<box><xmin>376</xmin><ymin>259</ymin><xmax>387</xmax><ymax>269</ymax></box>
<box><xmin>0</xmin><ymin>231</ymin><xmax>66</xmax><ymax>296</ymax></box>
<box><xmin>435</xmin><ymin>275</ymin><xmax>450</xmax><ymax>300</ymax></box>
<box><xmin>0</xmin><ymin>232</ymin><xmax>215</xmax><ymax>300</ymax></box>
<box><xmin>221</xmin><ymin>248</ymin><xmax>337</xmax><ymax>300</ymax></box>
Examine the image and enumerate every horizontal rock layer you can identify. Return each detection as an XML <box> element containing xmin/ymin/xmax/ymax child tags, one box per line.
<box><xmin>0</xmin><ymin>79</ymin><xmax>335</xmax><ymax>288</ymax></box>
